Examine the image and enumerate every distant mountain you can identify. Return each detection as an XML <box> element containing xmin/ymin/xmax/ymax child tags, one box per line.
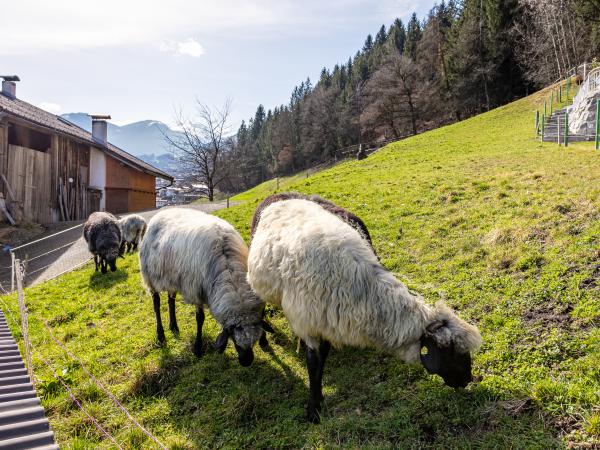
<box><xmin>137</xmin><ymin>153</ymin><xmax>180</xmax><ymax>173</ymax></box>
<box><xmin>60</xmin><ymin>113</ymin><xmax>183</xmax><ymax>167</ymax></box>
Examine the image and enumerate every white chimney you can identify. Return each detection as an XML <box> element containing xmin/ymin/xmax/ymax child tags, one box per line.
<box><xmin>1</xmin><ymin>75</ymin><xmax>20</xmax><ymax>99</ymax></box>
<box><xmin>90</xmin><ymin>114</ymin><xmax>111</xmax><ymax>146</ymax></box>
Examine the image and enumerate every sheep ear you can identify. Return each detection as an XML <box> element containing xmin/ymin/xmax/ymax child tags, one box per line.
<box><xmin>426</xmin><ymin>320</ymin><xmax>445</xmax><ymax>335</ymax></box>
<box><xmin>214</xmin><ymin>328</ymin><xmax>231</xmax><ymax>353</ymax></box>
<box><xmin>261</xmin><ymin>320</ymin><xmax>274</xmax><ymax>333</ymax></box>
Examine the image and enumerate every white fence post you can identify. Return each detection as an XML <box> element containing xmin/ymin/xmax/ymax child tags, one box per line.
<box><xmin>10</xmin><ymin>251</ymin><xmax>15</xmax><ymax>292</ymax></box>
<box><xmin>15</xmin><ymin>258</ymin><xmax>33</xmax><ymax>384</ymax></box>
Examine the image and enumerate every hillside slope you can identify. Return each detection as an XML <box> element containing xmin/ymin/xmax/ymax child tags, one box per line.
<box><xmin>1</xmin><ymin>86</ymin><xmax>598</xmax><ymax>449</ymax></box>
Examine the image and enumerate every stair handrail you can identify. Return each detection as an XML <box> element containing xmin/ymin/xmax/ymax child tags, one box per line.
<box><xmin>572</xmin><ymin>66</ymin><xmax>600</xmax><ymax>107</ymax></box>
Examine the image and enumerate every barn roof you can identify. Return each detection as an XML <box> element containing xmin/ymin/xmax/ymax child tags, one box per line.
<box><xmin>0</xmin><ymin>93</ymin><xmax>174</xmax><ymax>181</ymax></box>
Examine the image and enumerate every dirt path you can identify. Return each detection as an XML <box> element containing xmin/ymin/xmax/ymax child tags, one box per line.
<box><xmin>0</xmin><ymin>202</ymin><xmax>233</xmax><ymax>290</ymax></box>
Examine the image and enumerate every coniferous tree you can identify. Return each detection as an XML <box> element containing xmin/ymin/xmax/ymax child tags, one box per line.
<box><xmin>223</xmin><ymin>4</ymin><xmax>597</xmax><ymax>194</ymax></box>
<box><xmin>363</xmin><ymin>34</ymin><xmax>374</xmax><ymax>52</ymax></box>
<box><xmin>404</xmin><ymin>13</ymin><xmax>422</xmax><ymax>60</ymax></box>
<box><xmin>375</xmin><ymin>25</ymin><xmax>387</xmax><ymax>46</ymax></box>
<box><xmin>389</xmin><ymin>18</ymin><xmax>406</xmax><ymax>53</ymax></box>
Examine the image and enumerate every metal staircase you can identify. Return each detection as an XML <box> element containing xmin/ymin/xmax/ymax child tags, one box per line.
<box><xmin>0</xmin><ymin>311</ymin><xmax>57</xmax><ymax>450</ymax></box>
<box><xmin>541</xmin><ymin>107</ymin><xmax>595</xmax><ymax>142</ymax></box>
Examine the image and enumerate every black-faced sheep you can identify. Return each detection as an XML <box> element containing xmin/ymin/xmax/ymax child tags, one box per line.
<box><xmin>248</xmin><ymin>198</ymin><xmax>482</xmax><ymax>423</ymax></box>
<box><xmin>251</xmin><ymin>192</ymin><xmax>375</xmax><ymax>251</ymax></box>
<box><xmin>83</xmin><ymin>211</ymin><xmax>122</xmax><ymax>274</ymax></box>
<box><xmin>119</xmin><ymin>214</ymin><xmax>147</xmax><ymax>254</ymax></box>
<box><xmin>139</xmin><ymin>207</ymin><xmax>271</xmax><ymax>366</ymax></box>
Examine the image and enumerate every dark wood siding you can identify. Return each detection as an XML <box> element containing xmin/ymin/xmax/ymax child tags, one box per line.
<box><xmin>105</xmin><ymin>156</ymin><xmax>156</xmax><ymax>214</ymax></box>
<box><xmin>0</xmin><ymin>120</ymin><xmax>8</xmax><ymax>193</ymax></box>
<box><xmin>49</xmin><ymin>135</ymin><xmax>91</xmax><ymax>221</ymax></box>
<box><xmin>6</xmin><ymin>145</ymin><xmax>52</xmax><ymax>223</ymax></box>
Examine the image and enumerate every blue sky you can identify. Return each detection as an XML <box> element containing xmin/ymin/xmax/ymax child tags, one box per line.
<box><xmin>2</xmin><ymin>0</ymin><xmax>432</xmax><ymax>128</ymax></box>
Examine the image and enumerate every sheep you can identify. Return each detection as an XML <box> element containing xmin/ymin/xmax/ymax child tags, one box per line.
<box><xmin>251</xmin><ymin>192</ymin><xmax>375</xmax><ymax>252</ymax></box>
<box><xmin>119</xmin><ymin>214</ymin><xmax>147</xmax><ymax>254</ymax></box>
<box><xmin>83</xmin><ymin>211</ymin><xmax>122</xmax><ymax>274</ymax></box>
<box><xmin>139</xmin><ymin>207</ymin><xmax>272</xmax><ymax>366</ymax></box>
<box><xmin>247</xmin><ymin>198</ymin><xmax>482</xmax><ymax>423</ymax></box>
<box><xmin>252</xmin><ymin>192</ymin><xmax>377</xmax><ymax>354</ymax></box>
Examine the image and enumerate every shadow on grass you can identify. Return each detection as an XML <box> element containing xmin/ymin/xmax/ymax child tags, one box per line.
<box><xmin>88</xmin><ymin>269</ymin><xmax>128</xmax><ymax>290</ymax></box>
<box><xmin>128</xmin><ymin>335</ymin><xmax>562</xmax><ymax>448</ymax></box>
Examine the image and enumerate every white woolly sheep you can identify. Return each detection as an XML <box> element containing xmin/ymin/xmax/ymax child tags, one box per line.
<box><xmin>139</xmin><ymin>207</ymin><xmax>272</xmax><ymax>366</ymax></box>
<box><xmin>119</xmin><ymin>214</ymin><xmax>147</xmax><ymax>254</ymax></box>
<box><xmin>248</xmin><ymin>198</ymin><xmax>482</xmax><ymax>423</ymax></box>
<box><xmin>83</xmin><ymin>211</ymin><xmax>122</xmax><ymax>274</ymax></box>
<box><xmin>251</xmin><ymin>192</ymin><xmax>375</xmax><ymax>252</ymax></box>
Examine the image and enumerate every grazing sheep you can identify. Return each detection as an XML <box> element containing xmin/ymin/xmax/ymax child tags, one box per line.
<box><xmin>139</xmin><ymin>207</ymin><xmax>272</xmax><ymax>366</ymax></box>
<box><xmin>83</xmin><ymin>211</ymin><xmax>122</xmax><ymax>274</ymax></box>
<box><xmin>251</xmin><ymin>192</ymin><xmax>375</xmax><ymax>251</ymax></box>
<box><xmin>248</xmin><ymin>199</ymin><xmax>482</xmax><ymax>423</ymax></box>
<box><xmin>119</xmin><ymin>214</ymin><xmax>147</xmax><ymax>254</ymax></box>
<box><xmin>253</xmin><ymin>193</ymin><xmax>377</xmax><ymax>354</ymax></box>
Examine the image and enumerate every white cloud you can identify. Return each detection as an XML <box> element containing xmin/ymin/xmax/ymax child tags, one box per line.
<box><xmin>0</xmin><ymin>0</ymin><xmax>285</xmax><ymax>55</ymax></box>
<box><xmin>38</xmin><ymin>102</ymin><xmax>61</xmax><ymax>114</ymax></box>
<box><xmin>0</xmin><ymin>0</ymin><xmax>420</xmax><ymax>55</ymax></box>
<box><xmin>159</xmin><ymin>38</ymin><xmax>204</xmax><ymax>58</ymax></box>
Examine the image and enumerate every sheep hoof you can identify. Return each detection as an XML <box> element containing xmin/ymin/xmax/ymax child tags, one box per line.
<box><xmin>157</xmin><ymin>331</ymin><xmax>166</xmax><ymax>344</ymax></box>
<box><xmin>170</xmin><ymin>325</ymin><xmax>180</xmax><ymax>335</ymax></box>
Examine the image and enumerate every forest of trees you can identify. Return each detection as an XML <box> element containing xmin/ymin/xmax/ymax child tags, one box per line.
<box><xmin>185</xmin><ymin>0</ymin><xmax>600</xmax><ymax>195</ymax></box>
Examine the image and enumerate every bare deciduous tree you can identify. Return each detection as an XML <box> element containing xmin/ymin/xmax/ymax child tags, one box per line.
<box><xmin>361</xmin><ymin>53</ymin><xmax>421</xmax><ymax>140</ymax></box>
<box><xmin>514</xmin><ymin>0</ymin><xmax>595</xmax><ymax>86</ymax></box>
<box><xmin>165</xmin><ymin>99</ymin><xmax>233</xmax><ymax>201</ymax></box>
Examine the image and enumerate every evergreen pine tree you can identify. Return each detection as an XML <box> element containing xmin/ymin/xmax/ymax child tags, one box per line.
<box><xmin>363</xmin><ymin>34</ymin><xmax>374</xmax><ymax>52</ymax></box>
<box><xmin>375</xmin><ymin>25</ymin><xmax>387</xmax><ymax>46</ymax></box>
<box><xmin>404</xmin><ymin>13</ymin><xmax>422</xmax><ymax>59</ymax></box>
<box><xmin>389</xmin><ymin>18</ymin><xmax>406</xmax><ymax>53</ymax></box>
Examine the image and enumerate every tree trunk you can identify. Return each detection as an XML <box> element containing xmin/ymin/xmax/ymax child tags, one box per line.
<box><xmin>407</xmin><ymin>93</ymin><xmax>417</xmax><ymax>135</ymax></box>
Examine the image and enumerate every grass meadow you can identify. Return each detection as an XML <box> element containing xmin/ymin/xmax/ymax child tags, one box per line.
<box><xmin>1</xmin><ymin>83</ymin><xmax>599</xmax><ymax>448</ymax></box>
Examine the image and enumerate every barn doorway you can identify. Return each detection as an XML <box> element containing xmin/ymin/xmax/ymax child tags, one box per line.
<box><xmin>6</xmin><ymin>145</ymin><xmax>52</xmax><ymax>224</ymax></box>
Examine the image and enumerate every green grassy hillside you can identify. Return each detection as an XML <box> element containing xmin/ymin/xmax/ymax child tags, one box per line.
<box><xmin>2</xmin><ymin>85</ymin><xmax>599</xmax><ymax>449</ymax></box>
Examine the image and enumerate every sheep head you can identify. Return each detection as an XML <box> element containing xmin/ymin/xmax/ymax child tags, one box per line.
<box><xmin>214</xmin><ymin>320</ymin><xmax>273</xmax><ymax>367</ymax></box>
<box><xmin>99</xmin><ymin>244</ymin><xmax>120</xmax><ymax>272</ymax></box>
<box><xmin>420</xmin><ymin>302</ymin><xmax>482</xmax><ymax>388</ymax></box>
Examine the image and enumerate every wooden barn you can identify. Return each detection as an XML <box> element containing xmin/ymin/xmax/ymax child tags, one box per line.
<box><xmin>0</xmin><ymin>76</ymin><xmax>173</xmax><ymax>224</ymax></box>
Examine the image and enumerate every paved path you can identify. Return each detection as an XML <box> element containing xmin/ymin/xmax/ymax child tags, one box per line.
<box><xmin>0</xmin><ymin>201</ymin><xmax>233</xmax><ymax>289</ymax></box>
<box><xmin>0</xmin><ymin>310</ymin><xmax>58</xmax><ymax>449</ymax></box>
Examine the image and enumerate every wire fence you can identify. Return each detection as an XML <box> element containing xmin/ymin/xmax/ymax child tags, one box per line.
<box><xmin>0</xmin><ymin>258</ymin><xmax>167</xmax><ymax>449</ymax></box>
<box><xmin>262</xmin><ymin>137</ymin><xmax>400</xmax><ymax>190</ymax></box>
<box><xmin>0</xmin><ymin>222</ymin><xmax>91</xmax><ymax>292</ymax></box>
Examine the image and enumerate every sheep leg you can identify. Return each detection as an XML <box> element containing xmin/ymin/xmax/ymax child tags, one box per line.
<box><xmin>193</xmin><ymin>305</ymin><xmax>205</xmax><ymax>357</ymax></box>
<box><xmin>259</xmin><ymin>331</ymin><xmax>269</xmax><ymax>350</ymax></box>
<box><xmin>306</xmin><ymin>340</ymin><xmax>330</xmax><ymax>424</ymax></box>
<box><xmin>153</xmin><ymin>292</ymin><xmax>166</xmax><ymax>343</ymax></box>
<box><xmin>94</xmin><ymin>255</ymin><xmax>99</xmax><ymax>271</ymax></box>
<box><xmin>133</xmin><ymin>230</ymin><xmax>141</xmax><ymax>250</ymax></box>
<box><xmin>101</xmin><ymin>259</ymin><xmax>107</xmax><ymax>274</ymax></box>
<box><xmin>167</xmin><ymin>293</ymin><xmax>179</xmax><ymax>334</ymax></box>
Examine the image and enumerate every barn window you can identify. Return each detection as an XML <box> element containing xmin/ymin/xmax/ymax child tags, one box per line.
<box><xmin>8</xmin><ymin>123</ymin><xmax>51</xmax><ymax>152</ymax></box>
